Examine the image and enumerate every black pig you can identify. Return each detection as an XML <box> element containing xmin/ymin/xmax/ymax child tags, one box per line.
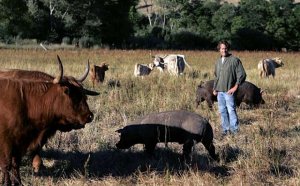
<box><xmin>116</xmin><ymin>110</ymin><xmax>219</xmax><ymax>161</ymax></box>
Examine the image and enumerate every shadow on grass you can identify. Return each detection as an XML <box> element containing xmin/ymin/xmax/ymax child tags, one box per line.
<box><xmin>31</xmin><ymin>147</ymin><xmax>232</xmax><ymax>179</ymax></box>
<box><xmin>219</xmin><ymin>144</ymin><xmax>243</xmax><ymax>163</ymax></box>
<box><xmin>279</xmin><ymin>125</ymin><xmax>300</xmax><ymax>138</ymax></box>
<box><xmin>239</xmin><ymin>117</ymin><xmax>257</xmax><ymax>125</ymax></box>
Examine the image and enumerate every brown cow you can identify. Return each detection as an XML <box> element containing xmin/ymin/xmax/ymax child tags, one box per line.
<box><xmin>90</xmin><ymin>63</ymin><xmax>109</xmax><ymax>88</ymax></box>
<box><xmin>0</xmin><ymin>56</ymin><xmax>92</xmax><ymax>175</ymax></box>
<box><xmin>0</xmin><ymin>56</ymin><xmax>98</xmax><ymax>185</ymax></box>
<box><xmin>0</xmin><ymin>58</ymin><xmax>90</xmax><ymax>83</ymax></box>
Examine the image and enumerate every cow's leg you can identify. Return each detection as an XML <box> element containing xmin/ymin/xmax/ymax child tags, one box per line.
<box><xmin>11</xmin><ymin>155</ymin><xmax>22</xmax><ymax>186</ymax></box>
<box><xmin>0</xmin><ymin>164</ymin><xmax>12</xmax><ymax>186</ymax></box>
<box><xmin>259</xmin><ymin>71</ymin><xmax>262</xmax><ymax>78</ymax></box>
<box><xmin>272</xmin><ymin>71</ymin><xmax>275</xmax><ymax>78</ymax></box>
<box><xmin>0</xmin><ymin>145</ymin><xmax>13</xmax><ymax>186</ymax></box>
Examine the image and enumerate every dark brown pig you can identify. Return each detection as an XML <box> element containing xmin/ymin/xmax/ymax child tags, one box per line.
<box><xmin>116</xmin><ymin>110</ymin><xmax>219</xmax><ymax>162</ymax></box>
<box><xmin>196</xmin><ymin>80</ymin><xmax>265</xmax><ymax>109</ymax></box>
<box><xmin>195</xmin><ymin>80</ymin><xmax>217</xmax><ymax>109</ymax></box>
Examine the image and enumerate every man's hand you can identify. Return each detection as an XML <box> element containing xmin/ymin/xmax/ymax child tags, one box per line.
<box><xmin>213</xmin><ymin>90</ymin><xmax>218</xmax><ymax>96</ymax></box>
<box><xmin>227</xmin><ymin>84</ymin><xmax>238</xmax><ymax>95</ymax></box>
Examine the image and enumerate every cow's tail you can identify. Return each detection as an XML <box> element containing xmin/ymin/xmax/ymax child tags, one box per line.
<box><xmin>178</xmin><ymin>55</ymin><xmax>191</xmax><ymax>69</ymax></box>
<box><xmin>262</xmin><ymin>59</ymin><xmax>268</xmax><ymax>77</ymax></box>
<box><xmin>134</xmin><ymin>63</ymin><xmax>139</xmax><ymax>77</ymax></box>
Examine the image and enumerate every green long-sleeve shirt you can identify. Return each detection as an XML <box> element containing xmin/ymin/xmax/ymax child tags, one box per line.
<box><xmin>213</xmin><ymin>54</ymin><xmax>246</xmax><ymax>92</ymax></box>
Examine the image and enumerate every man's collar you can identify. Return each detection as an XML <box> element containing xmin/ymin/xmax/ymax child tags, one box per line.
<box><xmin>221</xmin><ymin>53</ymin><xmax>232</xmax><ymax>58</ymax></box>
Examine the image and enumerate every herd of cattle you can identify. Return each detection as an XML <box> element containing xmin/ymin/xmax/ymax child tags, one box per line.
<box><xmin>0</xmin><ymin>54</ymin><xmax>283</xmax><ymax>185</ymax></box>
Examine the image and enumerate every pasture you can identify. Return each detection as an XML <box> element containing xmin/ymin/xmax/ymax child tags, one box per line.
<box><xmin>0</xmin><ymin>49</ymin><xmax>299</xmax><ymax>185</ymax></box>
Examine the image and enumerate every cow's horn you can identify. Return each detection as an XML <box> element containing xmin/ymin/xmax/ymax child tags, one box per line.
<box><xmin>83</xmin><ymin>88</ymin><xmax>100</xmax><ymax>96</ymax></box>
<box><xmin>53</xmin><ymin>55</ymin><xmax>64</xmax><ymax>84</ymax></box>
<box><xmin>77</xmin><ymin>60</ymin><xmax>90</xmax><ymax>83</ymax></box>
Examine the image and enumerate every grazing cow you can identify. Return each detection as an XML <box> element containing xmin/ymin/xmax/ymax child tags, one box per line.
<box><xmin>134</xmin><ymin>63</ymin><xmax>155</xmax><ymax>77</ymax></box>
<box><xmin>153</xmin><ymin>54</ymin><xmax>190</xmax><ymax>75</ymax></box>
<box><xmin>196</xmin><ymin>80</ymin><xmax>265</xmax><ymax>109</ymax></box>
<box><xmin>116</xmin><ymin>110</ymin><xmax>219</xmax><ymax>162</ymax></box>
<box><xmin>90</xmin><ymin>63</ymin><xmax>109</xmax><ymax>87</ymax></box>
<box><xmin>258</xmin><ymin>57</ymin><xmax>284</xmax><ymax>78</ymax></box>
<box><xmin>0</xmin><ymin>56</ymin><xmax>98</xmax><ymax>185</ymax></box>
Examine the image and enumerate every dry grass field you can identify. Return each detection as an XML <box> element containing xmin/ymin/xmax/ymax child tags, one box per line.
<box><xmin>223</xmin><ymin>0</ymin><xmax>300</xmax><ymax>4</ymax></box>
<box><xmin>0</xmin><ymin>49</ymin><xmax>299</xmax><ymax>185</ymax></box>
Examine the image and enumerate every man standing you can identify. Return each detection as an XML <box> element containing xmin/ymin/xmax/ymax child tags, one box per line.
<box><xmin>213</xmin><ymin>41</ymin><xmax>246</xmax><ymax>136</ymax></box>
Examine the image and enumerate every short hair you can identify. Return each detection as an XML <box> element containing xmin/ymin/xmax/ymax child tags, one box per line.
<box><xmin>217</xmin><ymin>40</ymin><xmax>230</xmax><ymax>50</ymax></box>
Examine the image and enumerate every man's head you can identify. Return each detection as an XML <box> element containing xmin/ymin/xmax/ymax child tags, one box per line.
<box><xmin>217</xmin><ymin>40</ymin><xmax>230</xmax><ymax>57</ymax></box>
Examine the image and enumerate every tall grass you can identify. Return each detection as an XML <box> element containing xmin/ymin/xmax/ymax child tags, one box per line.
<box><xmin>0</xmin><ymin>49</ymin><xmax>299</xmax><ymax>185</ymax></box>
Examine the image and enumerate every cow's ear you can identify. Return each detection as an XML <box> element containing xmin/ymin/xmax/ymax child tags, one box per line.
<box><xmin>260</xmin><ymin>89</ymin><xmax>264</xmax><ymax>94</ymax></box>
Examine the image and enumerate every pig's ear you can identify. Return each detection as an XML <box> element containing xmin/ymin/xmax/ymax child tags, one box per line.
<box><xmin>116</xmin><ymin>129</ymin><xmax>123</xmax><ymax>133</ymax></box>
<box><xmin>199</xmin><ymin>81</ymin><xmax>204</xmax><ymax>87</ymax></box>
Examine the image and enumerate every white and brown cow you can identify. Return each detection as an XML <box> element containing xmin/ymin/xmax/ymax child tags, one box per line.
<box><xmin>134</xmin><ymin>63</ymin><xmax>155</xmax><ymax>77</ymax></box>
<box><xmin>258</xmin><ymin>57</ymin><xmax>284</xmax><ymax>78</ymax></box>
<box><xmin>153</xmin><ymin>54</ymin><xmax>190</xmax><ymax>76</ymax></box>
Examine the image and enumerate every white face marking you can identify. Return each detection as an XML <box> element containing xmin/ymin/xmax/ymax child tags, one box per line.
<box><xmin>153</xmin><ymin>58</ymin><xmax>160</xmax><ymax>66</ymax></box>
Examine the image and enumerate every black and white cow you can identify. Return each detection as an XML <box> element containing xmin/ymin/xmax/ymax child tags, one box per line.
<box><xmin>134</xmin><ymin>63</ymin><xmax>155</xmax><ymax>77</ymax></box>
<box><xmin>153</xmin><ymin>54</ymin><xmax>190</xmax><ymax>76</ymax></box>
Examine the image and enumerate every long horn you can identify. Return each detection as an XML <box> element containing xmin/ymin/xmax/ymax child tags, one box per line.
<box><xmin>83</xmin><ymin>88</ymin><xmax>100</xmax><ymax>96</ymax></box>
<box><xmin>77</xmin><ymin>60</ymin><xmax>90</xmax><ymax>83</ymax></box>
<box><xmin>53</xmin><ymin>55</ymin><xmax>64</xmax><ymax>84</ymax></box>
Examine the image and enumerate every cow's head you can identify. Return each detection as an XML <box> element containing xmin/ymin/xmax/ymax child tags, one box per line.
<box><xmin>90</xmin><ymin>63</ymin><xmax>109</xmax><ymax>84</ymax></box>
<box><xmin>272</xmin><ymin>57</ymin><xmax>284</xmax><ymax>67</ymax></box>
<box><xmin>99</xmin><ymin>63</ymin><xmax>109</xmax><ymax>71</ymax></box>
<box><xmin>153</xmin><ymin>56</ymin><xmax>164</xmax><ymax>67</ymax></box>
<box><xmin>52</xmin><ymin>56</ymin><xmax>99</xmax><ymax>130</ymax></box>
<box><xmin>148</xmin><ymin>63</ymin><xmax>155</xmax><ymax>70</ymax></box>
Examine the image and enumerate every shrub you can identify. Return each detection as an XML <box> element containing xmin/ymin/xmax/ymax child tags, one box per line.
<box><xmin>61</xmin><ymin>37</ymin><xmax>71</xmax><ymax>45</ymax></box>
<box><xmin>79</xmin><ymin>36</ymin><xmax>95</xmax><ymax>48</ymax></box>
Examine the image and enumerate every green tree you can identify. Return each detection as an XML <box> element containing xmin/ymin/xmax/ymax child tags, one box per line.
<box><xmin>238</xmin><ymin>0</ymin><xmax>269</xmax><ymax>31</ymax></box>
<box><xmin>266</xmin><ymin>0</ymin><xmax>295</xmax><ymax>48</ymax></box>
<box><xmin>26</xmin><ymin>0</ymin><xmax>68</xmax><ymax>41</ymax></box>
<box><xmin>234</xmin><ymin>0</ymin><xmax>274</xmax><ymax>50</ymax></box>
<box><xmin>210</xmin><ymin>3</ymin><xmax>236</xmax><ymax>43</ymax></box>
<box><xmin>0</xmin><ymin>0</ymin><xmax>31</xmax><ymax>41</ymax></box>
<box><xmin>287</xmin><ymin>3</ymin><xmax>300</xmax><ymax>49</ymax></box>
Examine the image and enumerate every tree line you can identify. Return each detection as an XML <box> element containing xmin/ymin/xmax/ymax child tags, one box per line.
<box><xmin>0</xmin><ymin>0</ymin><xmax>299</xmax><ymax>50</ymax></box>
